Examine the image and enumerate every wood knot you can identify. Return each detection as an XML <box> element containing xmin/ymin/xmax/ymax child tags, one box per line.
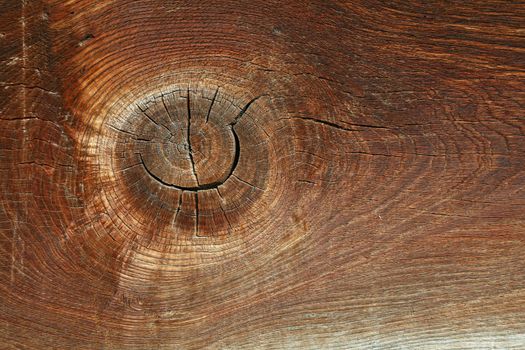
<box><xmin>105</xmin><ymin>87</ymin><xmax>269</xmax><ymax>239</ymax></box>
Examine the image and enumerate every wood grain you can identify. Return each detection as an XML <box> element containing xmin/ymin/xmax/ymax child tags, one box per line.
<box><xmin>1</xmin><ymin>1</ymin><xmax>524</xmax><ymax>349</ymax></box>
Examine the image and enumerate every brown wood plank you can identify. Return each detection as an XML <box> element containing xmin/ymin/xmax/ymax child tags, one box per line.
<box><xmin>1</xmin><ymin>1</ymin><xmax>524</xmax><ymax>348</ymax></box>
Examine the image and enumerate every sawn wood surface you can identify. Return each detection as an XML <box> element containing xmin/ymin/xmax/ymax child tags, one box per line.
<box><xmin>0</xmin><ymin>1</ymin><xmax>524</xmax><ymax>349</ymax></box>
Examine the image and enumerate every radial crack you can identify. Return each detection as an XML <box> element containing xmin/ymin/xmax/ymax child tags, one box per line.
<box><xmin>194</xmin><ymin>192</ymin><xmax>199</xmax><ymax>237</ymax></box>
<box><xmin>172</xmin><ymin>192</ymin><xmax>183</xmax><ymax>230</ymax></box>
<box><xmin>206</xmin><ymin>87</ymin><xmax>220</xmax><ymax>123</ymax></box>
<box><xmin>107</xmin><ymin>124</ymin><xmax>141</xmax><ymax>138</ymax></box>
<box><xmin>230</xmin><ymin>95</ymin><xmax>264</xmax><ymax>127</ymax></box>
<box><xmin>161</xmin><ymin>94</ymin><xmax>176</xmax><ymax>126</ymax></box>
<box><xmin>186</xmin><ymin>88</ymin><xmax>199</xmax><ymax>185</ymax></box>
<box><xmin>138</xmin><ymin>107</ymin><xmax>173</xmax><ymax>138</ymax></box>
<box><xmin>233</xmin><ymin>174</ymin><xmax>264</xmax><ymax>191</ymax></box>
<box><xmin>216</xmin><ymin>188</ymin><xmax>232</xmax><ymax>232</ymax></box>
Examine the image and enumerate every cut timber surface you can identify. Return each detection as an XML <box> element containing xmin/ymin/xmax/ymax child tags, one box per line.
<box><xmin>1</xmin><ymin>1</ymin><xmax>524</xmax><ymax>349</ymax></box>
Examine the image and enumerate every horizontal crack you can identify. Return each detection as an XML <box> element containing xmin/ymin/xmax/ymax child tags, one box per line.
<box><xmin>287</xmin><ymin>116</ymin><xmax>359</xmax><ymax>132</ymax></box>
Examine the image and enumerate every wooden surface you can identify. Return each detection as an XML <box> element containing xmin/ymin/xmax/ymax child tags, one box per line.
<box><xmin>1</xmin><ymin>1</ymin><xmax>524</xmax><ymax>349</ymax></box>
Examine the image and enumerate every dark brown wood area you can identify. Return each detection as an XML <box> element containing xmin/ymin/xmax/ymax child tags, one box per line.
<box><xmin>1</xmin><ymin>1</ymin><xmax>524</xmax><ymax>349</ymax></box>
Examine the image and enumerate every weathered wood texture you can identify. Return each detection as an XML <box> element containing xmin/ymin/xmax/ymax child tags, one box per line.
<box><xmin>1</xmin><ymin>1</ymin><xmax>524</xmax><ymax>349</ymax></box>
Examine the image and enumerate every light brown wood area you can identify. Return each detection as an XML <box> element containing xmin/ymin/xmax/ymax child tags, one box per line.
<box><xmin>1</xmin><ymin>1</ymin><xmax>524</xmax><ymax>349</ymax></box>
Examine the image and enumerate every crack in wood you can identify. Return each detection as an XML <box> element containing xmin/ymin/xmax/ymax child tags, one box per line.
<box><xmin>230</xmin><ymin>95</ymin><xmax>264</xmax><ymax>127</ymax></box>
<box><xmin>136</xmin><ymin>90</ymin><xmax>264</xmax><ymax>193</ymax></box>
<box><xmin>186</xmin><ymin>88</ymin><xmax>199</xmax><ymax>185</ymax></box>
<box><xmin>205</xmin><ymin>87</ymin><xmax>219</xmax><ymax>124</ymax></box>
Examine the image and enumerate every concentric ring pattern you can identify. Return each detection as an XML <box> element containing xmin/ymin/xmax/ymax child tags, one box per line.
<box><xmin>93</xmin><ymin>86</ymin><xmax>270</xmax><ymax>243</ymax></box>
<box><xmin>1</xmin><ymin>1</ymin><xmax>524</xmax><ymax>349</ymax></box>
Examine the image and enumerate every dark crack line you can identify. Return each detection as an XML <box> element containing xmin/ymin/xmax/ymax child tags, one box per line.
<box><xmin>187</xmin><ymin>88</ymin><xmax>200</xmax><ymax>185</ymax></box>
<box><xmin>137</xmin><ymin>105</ymin><xmax>173</xmax><ymax>137</ymax></box>
<box><xmin>118</xmin><ymin>162</ymin><xmax>141</xmax><ymax>172</ymax></box>
<box><xmin>107</xmin><ymin>124</ymin><xmax>141</xmax><ymax>139</ymax></box>
<box><xmin>289</xmin><ymin>116</ymin><xmax>359</xmax><ymax>132</ymax></box>
<box><xmin>205</xmin><ymin>87</ymin><xmax>219</xmax><ymax>123</ymax></box>
<box><xmin>216</xmin><ymin>187</ymin><xmax>224</xmax><ymax>200</ymax></box>
<box><xmin>230</xmin><ymin>95</ymin><xmax>264</xmax><ymax>127</ymax></box>
<box><xmin>161</xmin><ymin>94</ymin><xmax>176</xmax><ymax>127</ymax></box>
<box><xmin>139</xmin><ymin>153</ymin><xmax>216</xmax><ymax>191</ymax></box>
<box><xmin>229</xmin><ymin>128</ymin><xmax>242</xmax><ymax>181</ymax></box>
<box><xmin>140</xmin><ymin>151</ymin><xmax>236</xmax><ymax>191</ymax></box>
<box><xmin>339</xmin><ymin>121</ymin><xmax>391</xmax><ymax>130</ymax></box>
<box><xmin>166</xmin><ymin>95</ymin><xmax>187</xmax><ymax>142</ymax></box>
<box><xmin>297</xmin><ymin>179</ymin><xmax>316</xmax><ymax>185</ymax></box>
<box><xmin>173</xmin><ymin>192</ymin><xmax>183</xmax><ymax>229</ymax></box>
<box><xmin>194</xmin><ymin>192</ymin><xmax>199</xmax><ymax>237</ymax></box>
<box><xmin>137</xmin><ymin>92</ymin><xmax>264</xmax><ymax>193</ymax></box>
<box><xmin>232</xmin><ymin>174</ymin><xmax>264</xmax><ymax>191</ymax></box>
<box><xmin>161</xmin><ymin>94</ymin><xmax>183</xmax><ymax>142</ymax></box>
